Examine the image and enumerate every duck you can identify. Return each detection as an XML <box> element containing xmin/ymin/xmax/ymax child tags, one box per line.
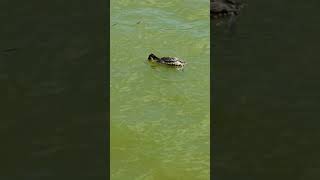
<box><xmin>147</xmin><ymin>53</ymin><xmax>186</xmax><ymax>67</ymax></box>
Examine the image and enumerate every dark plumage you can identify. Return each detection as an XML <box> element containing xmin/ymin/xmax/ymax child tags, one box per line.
<box><xmin>148</xmin><ymin>53</ymin><xmax>186</xmax><ymax>67</ymax></box>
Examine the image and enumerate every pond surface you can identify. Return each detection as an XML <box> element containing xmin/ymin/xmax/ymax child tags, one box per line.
<box><xmin>111</xmin><ymin>0</ymin><xmax>210</xmax><ymax>179</ymax></box>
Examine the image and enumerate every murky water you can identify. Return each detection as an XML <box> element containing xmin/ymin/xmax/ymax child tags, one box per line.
<box><xmin>111</xmin><ymin>0</ymin><xmax>210</xmax><ymax>179</ymax></box>
<box><xmin>213</xmin><ymin>0</ymin><xmax>320</xmax><ymax>179</ymax></box>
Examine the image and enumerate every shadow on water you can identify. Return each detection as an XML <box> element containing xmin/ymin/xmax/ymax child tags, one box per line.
<box><xmin>212</xmin><ymin>1</ymin><xmax>320</xmax><ymax>179</ymax></box>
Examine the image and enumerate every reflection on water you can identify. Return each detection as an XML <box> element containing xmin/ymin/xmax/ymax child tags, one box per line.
<box><xmin>213</xmin><ymin>0</ymin><xmax>320</xmax><ymax>179</ymax></box>
<box><xmin>111</xmin><ymin>0</ymin><xmax>209</xmax><ymax>179</ymax></box>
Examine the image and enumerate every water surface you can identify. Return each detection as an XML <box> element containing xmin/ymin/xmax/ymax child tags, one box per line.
<box><xmin>111</xmin><ymin>0</ymin><xmax>210</xmax><ymax>179</ymax></box>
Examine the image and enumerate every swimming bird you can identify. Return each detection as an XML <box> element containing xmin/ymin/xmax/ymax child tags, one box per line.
<box><xmin>147</xmin><ymin>53</ymin><xmax>186</xmax><ymax>67</ymax></box>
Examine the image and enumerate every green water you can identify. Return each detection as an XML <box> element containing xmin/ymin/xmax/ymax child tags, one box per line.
<box><xmin>110</xmin><ymin>0</ymin><xmax>210</xmax><ymax>179</ymax></box>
